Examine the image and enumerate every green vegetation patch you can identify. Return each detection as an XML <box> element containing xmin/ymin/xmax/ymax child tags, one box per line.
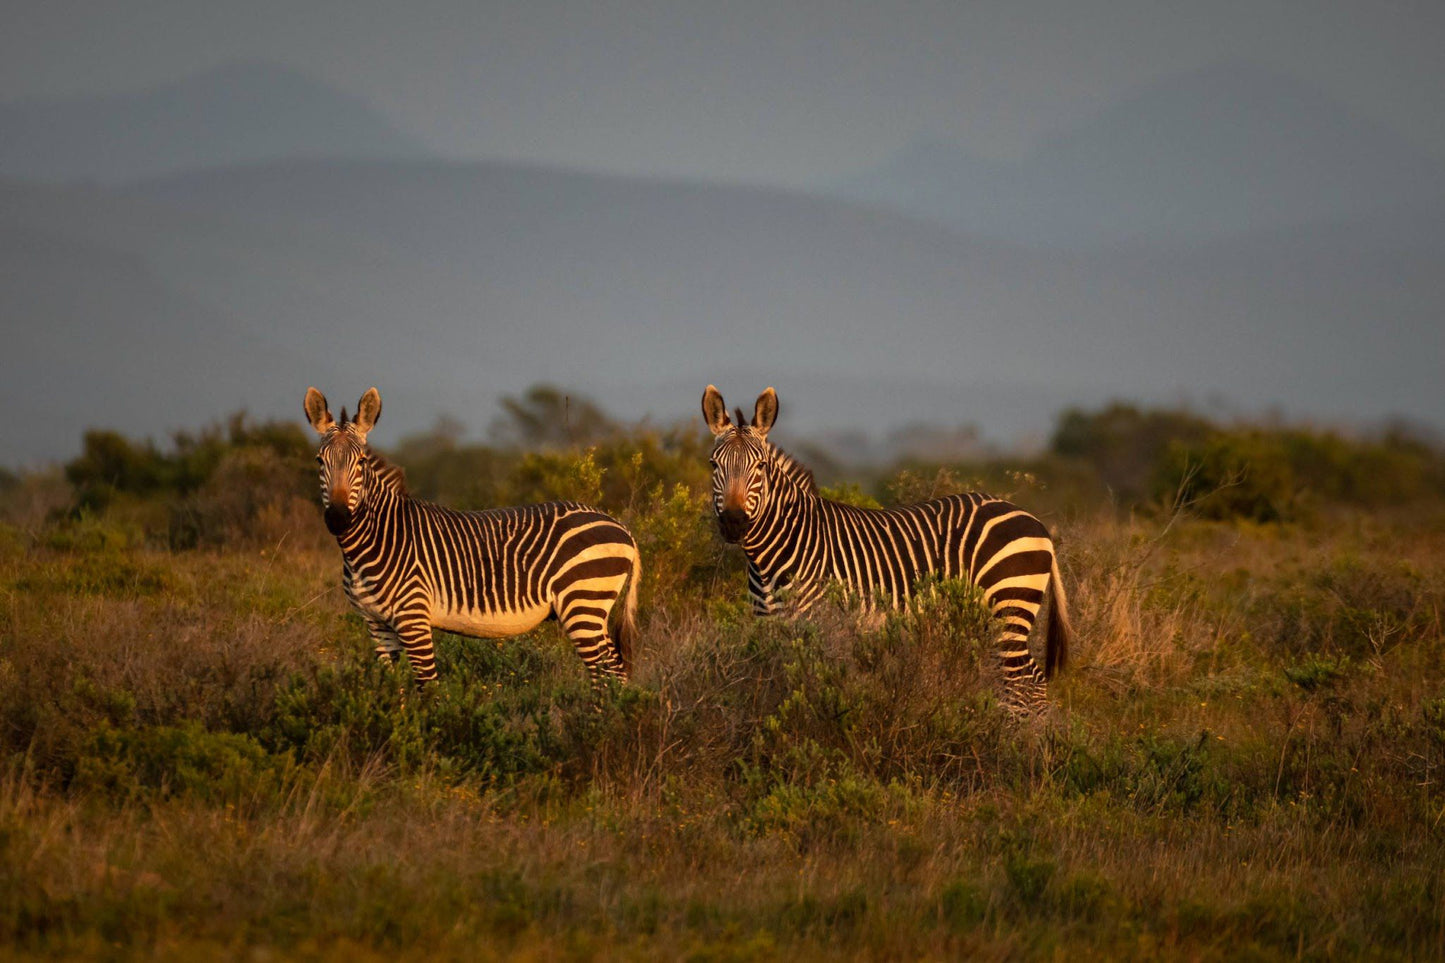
<box><xmin>73</xmin><ymin>722</ymin><xmax>303</xmax><ymax>808</ymax></box>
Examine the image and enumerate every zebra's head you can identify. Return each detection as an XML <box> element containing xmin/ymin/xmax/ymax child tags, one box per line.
<box><xmin>702</xmin><ymin>385</ymin><xmax>778</xmax><ymax>543</ymax></box>
<box><xmin>305</xmin><ymin>386</ymin><xmax>382</xmax><ymax>536</ymax></box>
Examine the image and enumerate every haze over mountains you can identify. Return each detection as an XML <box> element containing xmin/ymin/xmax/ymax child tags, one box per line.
<box><xmin>2</xmin><ymin>61</ymin><xmax>1440</xmax><ymax>466</ymax></box>
<box><xmin>838</xmin><ymin>61</ymin><xmax>1445</xmax><ymax>246</ymax></box>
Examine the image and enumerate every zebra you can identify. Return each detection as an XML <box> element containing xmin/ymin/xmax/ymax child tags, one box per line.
<box><xmin>702</xmin><ymin>385</ymin><xmax>1073</xmax><ymax>715</ymax></box>
<box><xmin>305</xmin><ymin>386</ymin><xmax>641</xmax><ymax>689</ymax></box>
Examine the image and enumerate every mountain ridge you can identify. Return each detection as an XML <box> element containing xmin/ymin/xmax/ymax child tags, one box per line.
<box><xmin>4</xmin><ymin>156</ymin><xmax>1440</xmax><ymax>465</ymax></box>
<box><xmin>836</xmin><ymin>60</ymin><xmax>1445</xmax><ymax>245</ymax></box>
<box><xmin>0</xmin><ymin>61</ymin><xmax>432</xmax><ymax>184</ymax></box>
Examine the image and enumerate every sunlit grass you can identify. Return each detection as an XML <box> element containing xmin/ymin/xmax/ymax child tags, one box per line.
<box><xmin>1</xmin><ymin>459</ymin><xmax>1443</xmax><ymax>959</ymax></box>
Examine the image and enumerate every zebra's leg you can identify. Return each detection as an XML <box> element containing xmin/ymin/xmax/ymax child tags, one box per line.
<box><xmin>747</xmin><ymin>563</ymin><xmax>775</xmax><ymax>615</ymax></box>
<box><xmin>555</xmin><ymin>589</ymin><xmax>627</xmax><ymax>689</ymax></box>
<box><xmin>997</xmin><ymin>627</ymin><xmax>1048</xmax><ymax>717</ymax></box>
<box><xmin>986</xmin><ymin>579</ymin><xmax>1052</xmax><ymax>717</ymax></box>
<box><xmin>364</xmin><ymin>615</ymin><xmax>404</xmax><ymax>666</ymax></box>
<box><xmin>392</xmin><ymin>616</ymin><xmax>439</xmax><ymax>687</ymax></box>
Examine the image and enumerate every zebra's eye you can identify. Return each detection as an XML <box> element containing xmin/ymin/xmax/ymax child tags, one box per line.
<box><xmin>316</xmin><ymin>455</ymin><xmax>324</xmax><ymax>465</ymax></box>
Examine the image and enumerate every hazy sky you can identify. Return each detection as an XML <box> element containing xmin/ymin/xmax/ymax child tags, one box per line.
<box><xmin>4</xmin><ymin>0</ymin><xmax>1443</xmax><ymax>188</ymax></box>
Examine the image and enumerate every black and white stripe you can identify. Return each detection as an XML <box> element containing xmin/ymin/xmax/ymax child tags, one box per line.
<box><xmin>306</xmin><ymin>387</ymin><xmax>641</xmax><ymax>687</ymax></box>
<box><xmin>703</xmin><ymin>385</ymin><xmax>1072</xmax><ymax>714</ymax></box>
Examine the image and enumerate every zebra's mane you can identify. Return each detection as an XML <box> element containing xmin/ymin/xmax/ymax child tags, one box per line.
<box><xmin>366</xmin><ymin>449</ymin><xmax>409</xmax><ymax>496</ymax></box>
<box><xmin>766</xmin><ymin>442</ymin><xmax>817</xmax><ymax>497</ymax></box>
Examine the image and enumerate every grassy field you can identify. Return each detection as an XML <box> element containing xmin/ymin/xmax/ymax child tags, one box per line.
<box><xmin>2</xmin><ymin>413</ymin><xmax>1444</xmax><ymax>960</ymax></box>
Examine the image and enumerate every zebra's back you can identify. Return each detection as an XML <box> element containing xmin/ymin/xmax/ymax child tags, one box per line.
<box><xmin>401</xmin><ymin>500</ymin><xmax>637</xmax><ymax>624</ymax></box>
<box><xmin>817</xmin><ymin>492</ymin><xmax>1051</xmax><ymax>605</ymax></box>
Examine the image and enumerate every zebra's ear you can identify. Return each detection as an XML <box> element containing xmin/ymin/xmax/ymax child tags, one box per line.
<box><xmin>702</xmin><ymin>385</ymin><xmax>733</xmax><ymax>435</ymax></box>
<box><xmin>353</xmin><ymin>387</ymin><xmax>382</xmax><ymax>436</ymax></box>
<box><xmin>751</xmin><ymin>387</ymin><xmax>778</xmax><ymax>437</ymax></box>
<box><xmin>304</xmin><ymin>387</ymin><xmax>334</xmax><ymax>434</ymax></box>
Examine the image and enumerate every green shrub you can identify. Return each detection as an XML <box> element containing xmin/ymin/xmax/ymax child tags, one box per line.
<box><xmin>1058</xmin><ymin>730</ymin><xmax>1237</xmax><ymax>817</ymax></box>
<box><xmin>262</xmin><ymin>631</ymin><xmax>658</xmax><ymax>789</ymax></box>
<box><xmin>172</xmin><ymin>445</ymin><xmax>314</xmax><ymax>548</ymax></box>
<box><xmin>1154</xmin><ymin>431</ymin><xmax>1297</xmax><ymax>521</ymax></box>
<box><xmin>498</xmin><ymin>447</ymin><xmax>607</xmax><ymax>507</ymax></box>
<box><xmin>1253</xmin><ymin>555</ymin><xmax>1438</xmax><ymax>659</ymax></box>
<box><xmin>1283</xmin><ymin>654</ymin><xmax>1350</xmax><ymax>693</ymax></box>
<box><xmin>744</xmin><ymin>769</ymin><xmax>901</xmax><ymax>842</ymax></box>
<box><xmin>730</xmin><ymin>579</ymin><xmax>1006</xmax><ymax>824</ymax></box>
<box><xmin>72</xmin><ymin>722</ymin><xmax>301</xmax><ymax>807</ymax></box>
<box><xmin>62</xmin><ymin>414</ymin><xmax>314</xmax><ymax>548</ymax></box>
<box><xmin>939</xmin><ymin>878</ymin><xmax>991</xmax><ymax>930</ymax></box>
<box><xmin>818</xmin><ymin>482</ymin><xmax>882</xmax><ymax>509</ymax></box>
<box><xmin>1056</xmin><ymin>404</ymin><xmax>1445</xmax><ymax>516</ymax></box>
<box><xmin>490</xmin><ymin>384</ymin><xmax>618</xmax><ymax>448</ymax></box>
<box><xmin>1003</xmin><ymin>851</ymin><xmax>1055</xmax><ymax>904</ymax></box>
<box><xmin>1052</xmin><ymin>403</ymin><xmax>1215</xmax><ymax>503</ymax></box>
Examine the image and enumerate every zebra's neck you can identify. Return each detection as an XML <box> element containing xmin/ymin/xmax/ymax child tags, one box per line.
<box><xmin>739</xmin><ymin>444</ymin><xmax>819</xmax><ymax>558</ymax></box>
<box><xmin>335</xmin><ymin>461</ymin><xmax>407</xmax><ymax>555</ymax></box>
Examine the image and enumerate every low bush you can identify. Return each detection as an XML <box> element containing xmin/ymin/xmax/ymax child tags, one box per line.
<box><xmin>73</xmin><ymin>722</ymin><xmax>302</xmax><ymax>809</ymax></box>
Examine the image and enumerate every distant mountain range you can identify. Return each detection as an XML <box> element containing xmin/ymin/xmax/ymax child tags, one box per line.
<box><xmin>0</xmin><ymin>61</ymin><xmax>431</xmax><ymax>183</ymax></box>
<box><xmin>4</xmin><ymin>157</ymin><xmax>1440</xmax><ymax>465</ymax></box>
<box><xmin>1</xmin><ymin>61</ymin><xmax>1440</xmax><ymax>465</ymax></box>
<box><xmin>836</xmin><ymin>61</ymin><xmax>1445</xmax><ymax>246</ymax></box>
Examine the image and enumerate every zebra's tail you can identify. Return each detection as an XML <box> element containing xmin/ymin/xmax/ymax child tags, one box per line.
<box><xmin>1044</xmin><ymin>553</ymin><xmax>1073</xmax><ymax>679</ymax></box>
<box><xmin>613</xmin><ymin>545</ymin><xmax>641</xmax><ymax>676</ymax></box>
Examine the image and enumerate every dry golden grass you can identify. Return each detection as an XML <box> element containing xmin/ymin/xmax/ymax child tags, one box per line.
<box><xmin>2</xmin><ymin>492</ymin><xmax>1444</xmax><ymax>960</ymax></box>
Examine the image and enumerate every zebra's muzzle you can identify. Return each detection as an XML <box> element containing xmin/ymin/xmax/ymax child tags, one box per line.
<box><xmin>324</xmin><ymin>504</ymin><xmax>353</xmax><ymax>535</ymax></box>
<box><xmin>718</xmin><ymin>508</ymin><xmax>750</xmax><ymax>543</ymax></box>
